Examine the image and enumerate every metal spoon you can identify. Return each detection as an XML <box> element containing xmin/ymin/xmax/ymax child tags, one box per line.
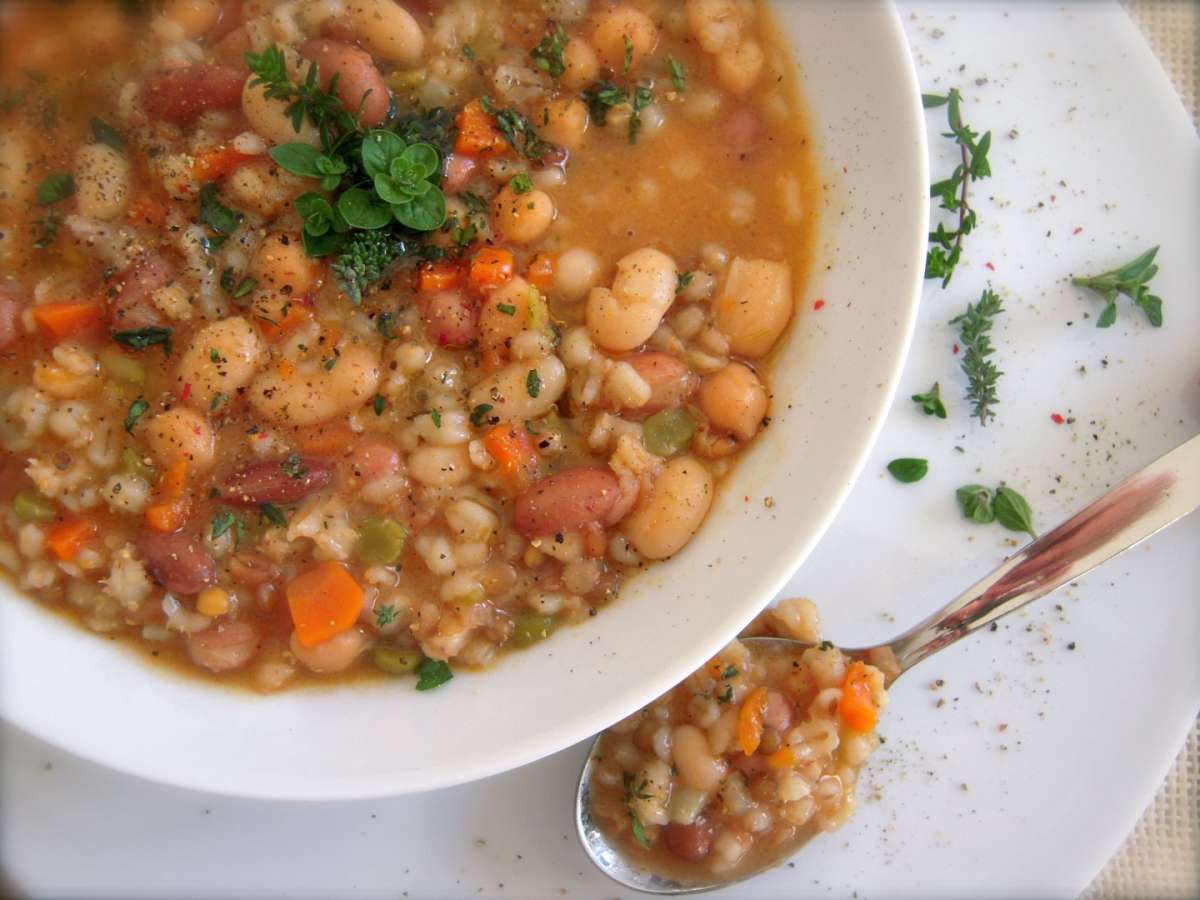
<box><xmin>576</xmin><ymin>433</ymin><xmax>1200</xmax><ymax>894</ymax></box>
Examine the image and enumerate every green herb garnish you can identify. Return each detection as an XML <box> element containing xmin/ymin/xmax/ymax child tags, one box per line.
<box><xmin>911</xmin><ymin>382</ymin><xmax>947</xmax><ymax>419</ymax></box>
<box><xmin>668</xmin><ymin>56</ymin><xmax>687</xmax><ymax>92</ymax></box>
<box><xmin>470</xmin><ymin>403</ymin><xmax>494</xmax><ymax>427</ymax></box>
<box><xmin>628</xmin><ymin>85</ymin><xmax>653</xmax><ymax>143</ymax></box>
<box><xmin>415</xmin><ymin>658</ymin><xmax>453</xmax><ymax>691</ymax></box>
<box><xmin>530</xmin><ymin>22</ymin><xmax>569</xmax><ymax>78</ymax></box>
<box><xmin>993</xmin><ymin>485</ymin><xmax>1036</xmax><ymax>538</ymax></box>
<box><xmin>373</xmin><ymin>394</ymin><xmax>386</xmax><ymax>416</ymax></box>
<box><xmin>887</xmin><ymin>458</ymin><xmax>928</xmax><ymax>483</ymax></box>
<box><xmin>211</xmin><ymin>510</ymin><xmax>238</xmax><ymax>541</ymax></box>
<box><xmin>480</xmin><ymin>96</ymin><xmax>554</xmax><ymax>160</ymax></box>
<box><xmin>510</xmin><ymin>172</ymin><xmax>534</xmax><ymax>195</ymax></box>
<box><xmin>112</xmin><ymin>326</ymin><xmax>173</xmax><ymax>356</ymax></box>
<box><xmin>331</xmin><ymin>230</ymin><xmax>405</xmax><ymax>304</ymax></box>
<box><xmin>89</xmin><ymin>117</ymin><xmax>126</xmax><ymax>152</ymax></box>
<box><xmin>36</xmin><ymin>172</ymin><xmax>74</xmax><ymax>206</ymax></box>
<box><xmin>526</xmin><ymin>368</ymin><xmax>541</xmax><ymax>398</ymax></box>
<box><xmin>260</xmin><ymin>503</ymin><xmax>287</xmax><ymax>528</ymax></box>
<box><xmin>375</xmin><ymin>604</ymin><xmax>399</xmax><ymax>627</ymax></box>
<box><xmin>950</xmin><ymin>288</ymin><xmax>1003</xmax><ymax>425</ymax></box>
<box><xmin>123</xmin><ymin>397</ymin><xmax>149</xmax><ymax>433</ymax></box>
<box><xmin>219</xmin><ymin>268</ymin><xmax>257</xmax><ymax>299</ymax></box>
<box><xmin>497</xmin><ymin>303</ymin><xmax>516</xmax><ymax>316</ymax></box>
<box><xmin>376</xmin><ymin>311</ymin><xmax>397</xmax><ymax>340</ymax></box>
<box><xmin>676</xmin><ymin>271</ymin><xmax>694</xmax><ymax>292</ymax></box>
<box><xmin>1071</xmin><ymin>246</ymin><xmax>1163</xmax><ymax>328</ymax></box>
<box><xmin>282</xmin><ymin>452</ymin><xmax>308</xmax><ymax>480</ymax></box>
<box><xmin>430</xmin><ymin>408</ymin><xmax>442</xmax><ymax>428</ymax></box>
<box><xmin>923</xmin><ymin>89</ymin><xmax>992</xmax><ymax>287</ymax></box>
<box><xmin>955</xmin><ymin>484</ymin><xmax>995</xmax><ymax>524</ymax></box>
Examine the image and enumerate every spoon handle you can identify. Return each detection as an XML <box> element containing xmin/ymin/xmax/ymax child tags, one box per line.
<box><xmin>874</xmin><ymin>433</ymin><xmax>1200</xmax><ymax>679</ymax></box>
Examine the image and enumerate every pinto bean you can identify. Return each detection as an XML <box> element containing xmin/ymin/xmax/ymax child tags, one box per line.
<box><xmin>186</xmin><ymin>621</ymin><xmax>260</xmax><ymax>672</ymax></box>
<box><xmin>347</xmin><ymin>436</ymin><xmax>401</xmax><ymax>483</ymax></box>
<box><xmin>110</xmin><ymin>253</ymin><xmax>176</xmax><ymax>330</ymax></box>
<box><xmin>0</xmin><ymin>291</ymin><xmax>21</xmax><ymax>350</ymax></box>
<box><xmin>622</xmin><ymin>352</ymin><xmax>699</xmax><ymax>417</ymax></box>
<box><xmin>222</xmin><ymin>456</ymin><xmax>332</xmax><ymax>506</ymax></box>
<box><xmin>139</xmin><ymin>530</ymin><xmax>217</xmax><ymax>595</ymax></box>
<box><xmin>418</xmin><ymin>290</ymin><xmax>478</xmax><ymax>349</ymax></box>
<box><xmin>721</xmin><ymin>106</ymin><xmax>764</xmax><ymax>157</ymax></box>
<box><xmin>142</xmin><ymin>64</ymin><xmax>245</xmax><ymax>125</ymax></box>
<box><xmin>664</xmin><ymin>821</ymin><xmax>715</xmax><ymax>861</ymax></box>
<box><xmin>300</xmin><ymin>39</ymin><xmax>390</xmax><ymax>127</ymax></box>
<box><xmin>442</xmin><ymin>154</ymin><xmax>476</xmax><ymax>195</ymax></box>
<box><xmin>514</xmin><ymin>468</ymin><xmax>620</xmax><ymax>538</ymax></box>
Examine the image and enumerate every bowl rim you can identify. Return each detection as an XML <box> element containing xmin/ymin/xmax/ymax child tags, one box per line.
<box><xmin>0</xmin><ymin>0</ymin><xmax>929</xmax><ymax>799</ymax></box>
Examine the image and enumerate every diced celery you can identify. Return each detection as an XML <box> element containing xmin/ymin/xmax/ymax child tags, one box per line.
<box><xmin>100</xmin><ymin>347</ymin><xmax>147</xmax><ymax>385</ymax></box>
<box><xmin>121</xmin><ymin>447</ymin><xmax>156</xmax><ymax>482</ymax></box>
<box><xmin>11</xmin><ymin>491</ymin><xmax>56</xmax><ymax>523</ymax></box>
<box><xmin>512</xmin><ymin>613</ymin><xmax>556</xmax><ymax>647</ymax></box>
<box><xmin>373</xmin><ymin>646</ymin><xmax>423</xmax><ymax>675</ymax></box>
<box><xmin>357</xmin><ymin>517</ymin><xmax>408</xmax><ymax>566</ymax></box>
<box><xmin>642</xmin><ymin>408</ymin><xmax>695</xmax><ymax>457</ymax></box>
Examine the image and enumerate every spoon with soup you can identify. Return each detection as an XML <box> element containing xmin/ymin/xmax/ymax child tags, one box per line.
<box><xmin>576</xmin><ymin>433</ymin><xmax>1200</xmax><ymax>894</ymax></box>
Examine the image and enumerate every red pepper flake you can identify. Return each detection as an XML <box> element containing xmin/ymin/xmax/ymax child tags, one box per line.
<box><xmin>1051</xmin><ymin>413</ymin><xmax>1065</xmax><ymax>425</ymax></box>
<box><xmin>952</xmin><ymin>343</ymin><xmax>960</xmax><ymax>355</ymax></box>
<box><xmin>1050</xmin><ymin>194</ymin><xmax>1057</xmax><ymax>203</ymax></box>
<box><xmin>813</xmin><ymin>299</ymin><xmax>826</xmax><ymax>311</ymax></box>
<box><xmin>179</xmin><ymin>382</ymin><xmax>192</xmax><ymax>403</ymax></box>
<box><xmin>985</xmin><ymin>261</ymin><xmax>995</xmax><ymax>271</ymax></box>
<box><xmin>1073</xmin><ymin>226</ymin><xmax>1083</xmax><ymax>235</ymax></box>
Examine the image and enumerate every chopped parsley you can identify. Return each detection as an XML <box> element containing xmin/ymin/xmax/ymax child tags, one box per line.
<box><xmin>36</xmin><ymin>172</ymin><xmax>74</xmax><ymax>206</ymax></box>
<box><xmin>373</xmin><ymin>394</ymin><xmax>386</xmax><ymax>416</ymax></box>
<box><xmin>209</xmin><ymin>391</ymin><xmax>229</xmax><ymax>411</ymax></box>
<box><xmin>668</xmin><ymin>56</ymin><xmax>687</xmax><ymax>92</ymax></box>
<box><xmin>722</xmin><ymin>665</ymin><xmax>738</xmax><ymax>679</ymax></box>
<box><xmin>219</xmin><ymin>267</ymin><xmax>257</xmax><ymax>299</ymax></box>
<box><xmin>375</xmin><ymin>604</ymin><xmax>399</xmax><ymax>627</ymax></box>
<box><xmin>89</xmin><ymin>117</ymin><xmax>126</xmax><ymax>152</ymax></box>
<box><xmin>526</xmin><ymin>368</ymin><xmax>542</xmax><ymax>398</ymax></box>
<box><xmin>376</xmin><ymin>311</ymin><xmax>397</xmax><ymax>340</ymax></box>
<box><xmin>628</xmin><ymin>85</ymin><xmax>653</xmax><ymax>144</ymax></box>
<box><xmin>623</xmin><ymin>35</ymin><xmax>634</xmax><ymax>72</ymax></box>
<box><xmin>430</xmin><ymin>408</ymin><xmax>442</xmax><ymax>428</ymax></box>
<box><xmin>259</xmin><ymin>503</ymin><xmax>287</xmax><ymax>528</ymax></box>
<box><xmin>470</xmin><ymin>403</ymin><xmax>495</xmax><ymax>427</ymax></box>
<box><xmin>210</xmin><ymin>509</ymin><xmax>238</xmax><ymax>541</ymax></box>
<box><xmin>415</xmin><ymin>657</ymin><xmax>453</xmax><ymax>691</ymax></box>
<box><xmin>112</xmin><ymin>326</ymin><xmax>173</xmax><ymax>357</ymax></box>
<box><xmin>282</xmin><ymin>453</ymin><xmax>308</xmax><ymax>480</ymax></box>
<box><xmin>480</xmin><ymin>96</ymin><xmax>554</xmax><ymax>161</ymax></box>
<box><xmin>676</xmin><ymin>271</ymin><xmax>694</xmax><ymax>292</ymax></box>
<box><xmin>197</xmin><ymin>182</ymin><xmax>243</xmax><ymax>249</ymax></box>
<box><xmin>497</xmin><ymin>303</ymin><xmax>516</xmax><ymax>316</ymax></box>
<box><xmin>510</xmin><ymin>172</ymin><xmax>534</xmax><ymax>195</ymax></box>
<box><xmin>123</xmin><ymin>397</ymin><xmax>149</xmax><ymax>433</ymax></box>
<box><xmin>529</xmin><ymin>22</ymin><xmax>569</xmax><ymax>78</ymax></box>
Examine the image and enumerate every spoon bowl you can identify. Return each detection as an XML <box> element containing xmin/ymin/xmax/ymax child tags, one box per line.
<box><xmin>576</xmin><ymin>434</ymin><xmax>1200</xmax><ymax>894</ymax></box>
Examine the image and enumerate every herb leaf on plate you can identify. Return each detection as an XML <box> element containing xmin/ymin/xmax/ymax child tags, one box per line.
<box><xmin>887</xmin><ymin>458</ymin><xmax>929</xmax><ymax>483</ymax></box>
<box><xmin>1071</xmin><ymin>246</ymin><xmax>1163</xmax><ymax>328</ymax></box>
<box><xmin>993</xmin><ymin>486</ymin><xmax>1036</xmax><ymax>538</ymax></box>
<box><xmin>950</xmin><ymin>288</ymin><xmax>1003</xmax><ymax>425</ymax></box>
<box><xmin>912</xmin><ymin>382</ymin><xmax>948</xmax><ymax>418</ymax></box>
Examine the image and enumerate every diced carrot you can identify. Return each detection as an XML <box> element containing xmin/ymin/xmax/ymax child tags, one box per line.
<box><xmin>286</xmin><ymin>560</ymin><xmax>364</xmax><ymax>647</ymax></box>
<box><xmin>767</xmin><ymin>746</ymin><xmax>796</xmax><ymax>770</ymax></box>
<box><xmin>736</xmin><ymin>686</ymin><xmax>768</xmax><ymax>755</ymax></box>
<box><xmin>144</xmin><ymin>497</ymin><xmax>190</xmax><ymax>532</ymax></box>
<box><xmin>31</xmin><ymin>303</ymin><xmax>105</xmax><ymax>340</ymax></box>
<box><xmin>483</xmin><ymin>424</ymin><xmax>539</xmax><ymax>488</ymax></box>
<box><xmin>298</xmin><ymin>420</ymin><xmax>359</xmax><ymax>458</ymax></box>
<box><xmin>706</xmin><ymin>658</ymin><xmax>727</xmax><ymax>679</ymax></box>
<box><xmin>837</xmin><ymin>660</ymin><xmax>879</xmax><ymax>732</ymax></box>
<box><xmin>160</xmin><ymin>460</ymin><xmax>189</xmax><ymax>499</ymax></box>
<box><xmin>454</xmin><ymin>98</ymin><xmax>508</xmax><ymax>157</ymax></box>
<box><xmin>256</xmin><ymin>303</ymin><xmax>312</xmax><ymax>341</ymax></box>
<box><xmin>525</xmin><ymin>252</ymin><xmax>556</xmax><ymax>291</ymax></box>
<box><xmin>127</xmin><ymin>194</ymin><xmax>168</xmax><ymax>228</ymax></box>
<box><xmin>418</xmin><ymin>259</ymin><xmax>466</xmax><ymax>294</ymax></box>
<box><xmin>45</xmin><ymin>517</ymin><xmax>98</xmax><ymax>561</ymax></box>
<box><xmin>469</xmin><ymin>248</ymin><xmax>514</xmax><ymax>291</ymax></box>
<box><xmin>191</xmin><ymin>145</ymin><xmax>258</xmax><ymax>182</ymax></box>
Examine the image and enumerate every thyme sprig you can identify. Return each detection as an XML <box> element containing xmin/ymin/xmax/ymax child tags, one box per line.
<box><xmin>950</xmin><ymin>288</ymin><xmax>1003</xmax><ymax>425</ymax></box>
<box><xmin>923</xmin><ymin>89</ymin><xmax>992</xmax><ymax>287</ymax></box>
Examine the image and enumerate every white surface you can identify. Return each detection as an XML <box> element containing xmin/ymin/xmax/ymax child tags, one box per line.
<box><xmin>0</xmin><ymin>0</ymin><xmax>930</xmax><ymax>799</ymax></box>
<box><xmin>3</xmin><ymin>1</ymin><xmax>1200</xmax><ymax>897</ymax></box>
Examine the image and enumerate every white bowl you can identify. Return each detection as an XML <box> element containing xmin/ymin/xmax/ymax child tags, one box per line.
<box><xmin>0</xmin><ymin>1</ymin><xmax>927</xmax><ymax>799</ymax></box>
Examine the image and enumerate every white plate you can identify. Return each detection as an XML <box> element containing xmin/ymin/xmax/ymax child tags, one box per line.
<box><xmin>0</xmin><ymin>3</ymin><xmax>928</xmax><ymax>798</ymax></box>
<box><xmin>1</xmin><ymin>2</ymin><xmax>1198</xmax><ymax>898</ymax></box>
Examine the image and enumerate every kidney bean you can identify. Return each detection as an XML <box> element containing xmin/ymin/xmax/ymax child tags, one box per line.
<box><xmin>299</xmin><ymin>39</ymin><xmax>390</xmax><ymax>127</ymax></box>
<box><xmin>442</xmin><ymin>154</ymin><xmax>477</xmax><ymax>195</ymax></box>
<box><xmin>347</xmin><ymin>436</ymin><xmax>400</xmax><ymax>483</ymax></box>
<box><xmin>110</xmin><ymin>253</ymin><xmax>176</xmax><ymax>330</ymax></box>
<box><xmin>417</xmin><ymin>291</ymin><xmax>478</xmax><ymax>349</ymax></box>
<box><xmin>0</xmin><ymin>290</ymin><xmax>21</xmax><ymax>351</ymax></box>
<box><xmin>222</xmin><ymin>457</ymin><xmax>332</xmax><ymax>506</ymax></box>
<box><xmin>622</xmin><ymin>351</ymin><xmax>699</xmax><ymax>418</ymax></box>
<box><xmin>514</xmin><ymin>468</ymin><xmax>620</xmax><ymax>538</ymax></box>
<box><xmin>142</xmin><ymin>64</ymin><xmax>246</xmax><ymax>125</ymax></box>
<box><xmin>664</xmin><ymin>821</ymin><xmax>714</xmax><ymax>861</ymax></box>
<box><xmin>139</xmin><ymin>530</ymin><xmax>217</xmax><ymax>596</ymax></box>
<box><xmin>186</xmin><ymin>622</ymin><xmax>260</xmax><ymax>673</ymax></box>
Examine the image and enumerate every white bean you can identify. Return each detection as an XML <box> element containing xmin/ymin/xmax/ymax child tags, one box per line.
<box><xmin>142</xmin><ymin>407</ymin><xmax>216</xmax><ymax>471</ymax></box>
<box><xmin>467</xmin><ymin>356</ymin><xmax>566</xmax><ymax>422</ymax></box>
<box><xmin>712</xmin><ymin>257</ymin><xmax>792</xmax><ymax>358</ymax></box>
<box><xmin>242</xmin><ymin>75</ymin><xmax>320</xmax><ymax>146</ymax></box>
<box><xmin>289</xmin><ymin>627</ymin><xmax>371</xmax><ymax>674</ymax></box>
<box><xmin>249</xmin><ymin>345</ymin><xmax>380</xmax><ymax>425</ymax></box>
<box><xmin>555</xmin><ymin>248</ymin><xmax>602</xmax><ymax>301</ymax></box>
<box><xmin>698</xmin><ymin>362</ymin><xmax>767</xmax><ymax>441</ymax></box>
<box><xmin>623</xmin><ymin>455</ymin><xmax>713</xmax><ymax>559</ymax></box>
<box><xmin>673</xmin><ymin>723</ymin><xmax>725</xmax><ymax>791</ymax></box>
<box><xmin>74</xmin><ymin>144</ymin><xmax>130</xmax><ymax>221</ymax></box>
<box><xmin>178</xmin><ymin>316</ymin><xmax>263</xmax><ymax>411</ymax></box>
<box><xmin>345</xmin><ymin>0</ymin><xmax>425</xmax><ymax>66</ymax></box>
<box><xmin>408</xmin><ymin>443</ymin><xmax>472</xmax><ymax>487</ymax></box>
<box><xmin>585</xmin><ymin>247</ymin><xmax>677</xmax><ymax>352</ymax></box>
